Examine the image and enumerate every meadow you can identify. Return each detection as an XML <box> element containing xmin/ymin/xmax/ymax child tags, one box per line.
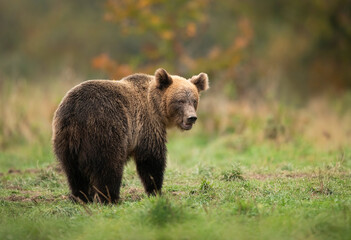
<box><xmin>1</xmin><ymin>77</ymin><xmax>351</xmax><ymax>240</ymax></box>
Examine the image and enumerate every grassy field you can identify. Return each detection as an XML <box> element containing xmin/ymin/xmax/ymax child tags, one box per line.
<box><xmin>1</xmin><ymin>79</ymin><xmax>351</xmax><ymax>239</ymax></box>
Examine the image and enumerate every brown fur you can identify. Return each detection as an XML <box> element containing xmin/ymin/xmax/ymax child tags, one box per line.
<box><xmin>52</xmin><ymin>68</ymin><xmax>209</xmax><ymax>203</ymax></box>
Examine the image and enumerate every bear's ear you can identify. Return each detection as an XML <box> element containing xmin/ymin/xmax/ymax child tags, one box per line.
<box><xmin>190</xmin><ymin>73</ymin><xmax>209</xmax><ymax>92</ymax></box>
<box><xmin>155</xmin><ymin>68</ymin><xmax>173</xmax><ymax>90</ymax></box>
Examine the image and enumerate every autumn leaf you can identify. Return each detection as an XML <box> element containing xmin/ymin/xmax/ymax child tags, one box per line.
<box><xmin>186</xmin><ymin>23</ymin><xmax>197</xmax><ymax>37</ymax></box>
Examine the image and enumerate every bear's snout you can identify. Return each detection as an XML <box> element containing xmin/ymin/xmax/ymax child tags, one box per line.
<box><xmin>180</xmin><ymin>108</ymin><xmax>197</xmax><ymax>130</ymax></box>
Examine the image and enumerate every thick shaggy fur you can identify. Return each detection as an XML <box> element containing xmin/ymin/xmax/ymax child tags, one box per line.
<box><xmin>52</xmin><ymin>68</ymin><xmax>209</xmax><ymax>203</ymax></box>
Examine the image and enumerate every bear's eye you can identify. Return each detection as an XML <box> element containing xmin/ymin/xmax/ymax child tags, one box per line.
<box><xmin>193</xmin><ymin>100</ymin><xmax>197</xmax><ymax>105</ymax></box>
<box><xmin>177</xmin><ymin>100</ymin><xmax>186</xmax><ymax>105</ymax></box>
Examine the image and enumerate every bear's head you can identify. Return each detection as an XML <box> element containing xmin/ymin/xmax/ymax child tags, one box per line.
<box><xmin>154</xmin><ymin>68</ymin><xmax>209</xmax><ymax>130</ymax></box>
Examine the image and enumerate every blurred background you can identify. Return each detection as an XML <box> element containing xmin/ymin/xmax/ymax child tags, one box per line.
<box><xmin>1</xmin><ymin>0</ymin><xmax>351</xmax><ymax>169</ymax></box>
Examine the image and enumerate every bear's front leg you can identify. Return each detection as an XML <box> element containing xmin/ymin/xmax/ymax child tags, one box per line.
<box><xmin>134</xmin><ymin>145</ymin><xmax>166</xmax><ymax>196</ymax></box>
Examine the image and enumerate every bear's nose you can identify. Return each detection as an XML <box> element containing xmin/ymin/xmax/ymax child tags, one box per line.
<box><xmin>187</xmin><ymin>116</ymin><xmax>197</xmax><ymax>124</ymax></box>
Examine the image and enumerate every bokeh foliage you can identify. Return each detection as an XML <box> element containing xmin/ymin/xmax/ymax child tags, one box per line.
<box><xmin>1</xmin><ymin>0</ymin><xmax>350</xmax><ymax>98</ymax></box>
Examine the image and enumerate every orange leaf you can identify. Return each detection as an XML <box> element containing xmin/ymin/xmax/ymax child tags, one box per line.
<box><xmin>186</xmin><ymin>23</ymin><xmax>197</xmax><ymax>37</ymax></box>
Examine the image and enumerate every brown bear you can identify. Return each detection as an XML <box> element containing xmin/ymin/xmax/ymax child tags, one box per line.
<box><xmin>52</xmin><ymin>68</ymin><xmax>209</xmax><ymax>203</ymax></box>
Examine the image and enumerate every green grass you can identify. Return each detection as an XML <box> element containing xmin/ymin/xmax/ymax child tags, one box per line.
<box><xmin>1</xmin><ymin>131</ymin><xmax>351</xmax><ymax>240</ymax></box>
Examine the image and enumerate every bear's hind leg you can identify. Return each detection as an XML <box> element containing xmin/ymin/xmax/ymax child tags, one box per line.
<box><xmin>63</xmin><ymin>165</ymin><xmax>91</xmax><ymax>203</ymax></box>
<box><xmin>90</xmin><ymin>163</ymin><xmax>124</xmax><ymax>204</ymax></box>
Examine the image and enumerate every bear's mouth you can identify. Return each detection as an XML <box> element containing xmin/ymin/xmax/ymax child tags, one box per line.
<box><xmin>180</xmin><ymin>122</ymin><xmax>194</xmax><ymax>130</ymax></box>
